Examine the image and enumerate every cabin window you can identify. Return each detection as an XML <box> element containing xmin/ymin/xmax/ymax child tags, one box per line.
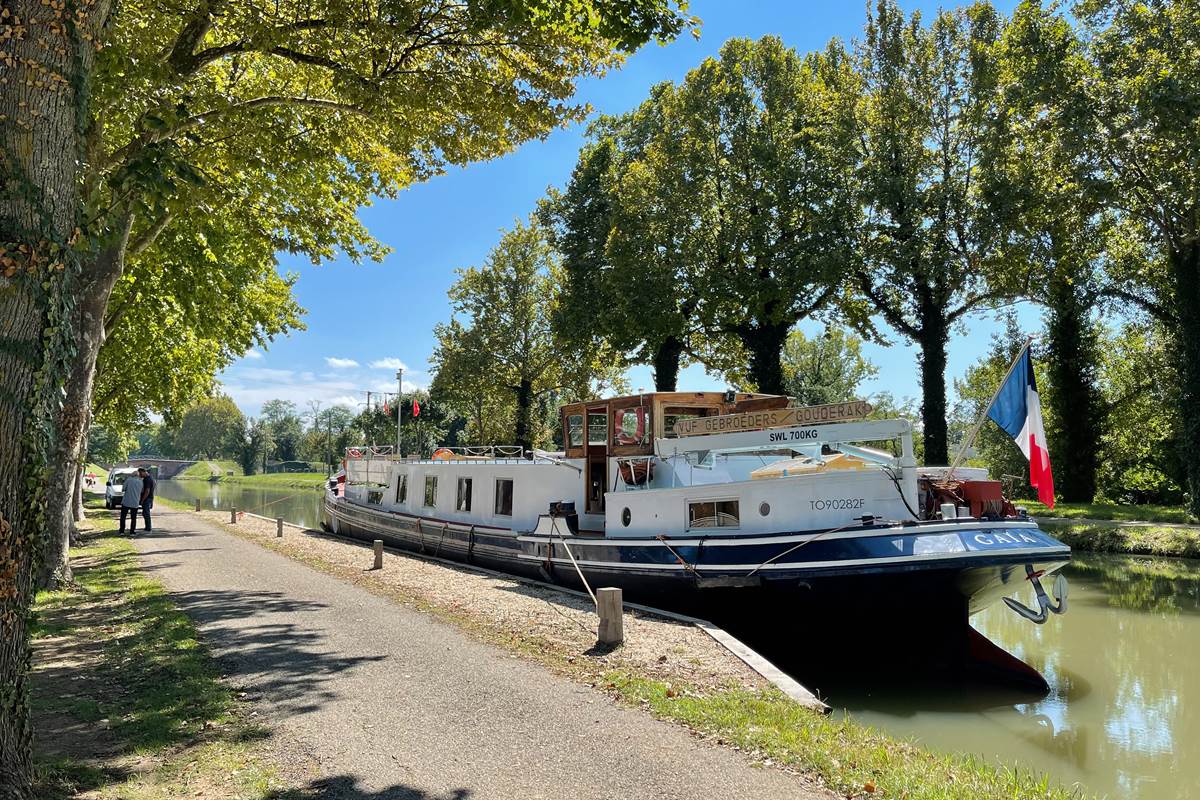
<box><xmin>587</xmin><ymin>412</ymin><xmax>607</xmax><ymax>445</ymax></box>
<box><xmin>613</xmin><ymin>406</ymin><xmax>652</xmax><ymax>446</ymax></box>
<box><xmin>395</xmin><ymin>474</ymin><xmax>408</xmax><ymax>505</ymax></box>
<box><xmin>495</xmin><ymin>478</ymin><xmax>514</xmax><ymax>516</ymax></box>
<box><xmin>424</xmin><ymin>475</ymin><xmax>438</xmax><ymax>508</ymax></box>
<box><xmin>567</xmin><ymin>414</ymin><xmax>584</xmax><ymax>447</ymax></box>
<box><xmin>367</xmin><ymin>488</ymin><xmax>384</xmax><ymax>505</ymax></box>
<box><xmin>456</xmin><ymin>477</ymin><xmax>472</xmax><ymax>512</ymax></box>
<box><xmin>687</xmin><ymin>499</ymin><xmax>740</xmax><ymax>529</ymax></box>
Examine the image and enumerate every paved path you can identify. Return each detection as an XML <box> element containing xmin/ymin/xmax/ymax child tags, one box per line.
<box><xmin>131</xmin><ymin>508</ymin><xmax>830</xmax><ymax>800</ymax></box>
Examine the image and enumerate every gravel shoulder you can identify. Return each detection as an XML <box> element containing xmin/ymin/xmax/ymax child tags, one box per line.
<box><xmin>132</xmin><ymin>506</ymin><xmax>832</xmax><ymax>799</ymax></box>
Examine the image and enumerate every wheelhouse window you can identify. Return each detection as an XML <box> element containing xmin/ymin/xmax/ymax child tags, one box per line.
<box><xmin>423</xmin><ymin>475</ymin><xmax>438</xmax><ymax>508</ymax></box>
<box><xmin>663</xmin><ymin>406</ymin><xmax>717</xmax><ymax>438</ymax></box>
<box><xmin>395</xmin><ymin>474</ymin><xmax>408</xmax><ymax>505</ymax></box>
<box><xmin>687</xmin><ymin>499</ymin><xmax>740</xmax><ymax>529</ymax></box>
<box><xmin>613</xmin><ymin>406</ymin><xmax>652</xmax><ymax>446</ymax></box>
<box><xmin>587</xmin><ymin>412</ymin><xmax>607</xmax><ymax>445</ymax></box>
<box><xmin>494</xmin><ymin>478</ymin><xmax>514</xmax><ymax>516</ymax></box>
<box><xmin>567</xmin><ymin>414</ymin><xmax>584</xmax><ymax>448</ymax></box>
<box><xmin>456</xmin><ymin>477</ymin><xmax>472</xmax><ymax>512</ymax></box>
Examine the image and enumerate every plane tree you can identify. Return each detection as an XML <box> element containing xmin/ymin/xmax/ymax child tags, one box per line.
<box><xmin>0</xmin><ymin>0</ymin><xmax>694</xmax><ymax>792</ymax></box>
<box><xmin>1004</xmin><ymin>0</ymin><xmax>1200</xmax><ymax>515</ymax></box>
<box><xmin>604</xmin><ymin>36</ymin><xmax>864</xmax><ymax>394</ymax></box>
<box><xmin>852</xmin><ymin>0</ymin><xmax>1018</xmax><ymax>465</ymax></box>
<box><xmin>435</xmin><ymin>219</ymin><xmax>626</xmax><ymax>451</ymax></box>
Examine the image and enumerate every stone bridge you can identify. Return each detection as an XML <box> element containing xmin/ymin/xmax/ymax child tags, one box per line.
<box><xmin>111</xmin><ymin>458</ymin><xmax>197</xmax><ymax>479</ymax></box>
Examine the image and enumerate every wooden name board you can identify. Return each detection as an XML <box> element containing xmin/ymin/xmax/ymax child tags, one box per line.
<box><xmin>672</xmin><ymin>401</ymin><xmax>873</xmax><ymax>437</ymax></box>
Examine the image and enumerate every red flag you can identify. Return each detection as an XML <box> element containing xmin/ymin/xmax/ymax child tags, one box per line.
<box><xmin>412</xmin><ymin>398</ymin><xmax>421</xmax><ymax>418</ymax></box>
<box><xmin>383</xmin><ymin>400</ymin><xmax>390</xmax><ymax>415</ymax></box>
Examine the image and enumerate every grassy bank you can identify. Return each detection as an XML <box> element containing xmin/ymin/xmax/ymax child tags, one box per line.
<box><xmin>31</xmin><ymin>500</ymin><xmax>288</xmax><ymax>798</ymax></box>
<box><xmin>200</xmin><ymin>509</ymin><xmax>1092</xmax><ymax>800</ymax></box>
<box><xmin>175</xmin><ymin>459</ymin><xmax>326</xmax><ymax>489</ymax></box>
<box><xmin>606</xmin><ymin>674</ymin><xmax>1085</xmax><ymax>800</ymax></box>
<box><xmin>1021</xmin><ymin>500</ymin><xmax>1195</xmax><ymax>524</ymax></box>
<box><xmin>1040</xmin><ymin>520</ymin><xmax>1200</xmax><ymax>559</ymax></box>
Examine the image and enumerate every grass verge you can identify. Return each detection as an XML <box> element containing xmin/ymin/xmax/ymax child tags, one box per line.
<box><xmin>1022</xmin><ymin>500</ymin><xmax>1195</xmax><ymax>524</ymax></box>
<box><xmin>200</xmin><ymin>510</ymin><xmax>1092</xmax><ymax>800</ymax></box>
<box><xmin>31</xmin><ymin>499</ymin><xmax>286</xmax><ymax>799</ymax></box>
<box><xmin>177</xmin><ymin>459</ymin><xmax>244</xmax><ymax>479</ymax></box>
<box><xmin>1040</xmin><ymin>520</ymin><xmax>1200</xmax><ymax>559</ymax></box>
<box><xmin>605</xmin><ymin>673</ymin><xmax>1087</xmax><ymax>800</ymax></box>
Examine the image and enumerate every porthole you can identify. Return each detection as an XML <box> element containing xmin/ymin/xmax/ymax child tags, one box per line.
<box><xmin>759</xmin><ymin>502</ymin><xmax>771</xmax><ymax>517</ymax></box>
<box><xmin>621</xmin><ymin>507</ymin><xmax>632</xmax><ymax>527</ymax></box>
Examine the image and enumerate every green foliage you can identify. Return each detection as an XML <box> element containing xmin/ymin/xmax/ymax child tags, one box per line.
<box><xmin>1095</xmin><ymin>321</ymin><xmax>1183</xmax><ymax>505</ymax></box>
<box><xmin>85</xmin><ymin>425</ymin><xmax>134</xmax><ymax>467</ymax></box>
<box><xmin>174</xmin><ymin>395</ymin><xmax>246</xmax><ymax>460</ymax></box>
<box><xmin>1007</xmin><ymin>0</ymin><xmax>1200</xmax><ymax>513</ymax></box>
<box><xmin>853</xmin><ymin>0</ymin><xmax>1016</xmax><ymax>465</ymax></box>
<box><xmin>239</xmin><ymin>418</ymin><xmax>275</xmax><ymax>476</ymax></box>
<box><xmin>432</xmin><ymin>218</ymin><xmax>625</xmax><ymax>449</ymax></box>
<box><xmin>261</xmin><ymin>400</ymin><xmax>305</xmax><ymax>461</ymax></box>
<box><xmin>551</xmin><ymin>36</ymin><xmax>864</xmax><ymax>394</ymax></box>
<box><xmin>781</xmin><ymin>328</ymin><xmax>877</xmax><ymax>406</ymax></box>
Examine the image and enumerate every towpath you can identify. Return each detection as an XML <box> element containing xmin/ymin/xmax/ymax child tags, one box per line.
<box><xmin>130</xmin><ymin>507</ymin><xmax>831</xmax><ymax>799</ymax></box>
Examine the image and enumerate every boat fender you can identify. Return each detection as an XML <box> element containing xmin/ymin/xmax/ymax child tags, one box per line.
<box><xmin>467</xmin><ymin>525</ymin><xmax>476</xmax><ymax>564</ymax></box>
<box><xmin>432</xmin><ymin>447</ymin><xmax>454</xmax><ymax>461</ymax></box>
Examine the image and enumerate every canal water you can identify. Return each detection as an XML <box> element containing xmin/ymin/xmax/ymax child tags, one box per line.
<box><xmin>821</xmin><ymin>554</ymin><xmax>1199</xmax><ymax>800</ymax></box>
<box><xmin>156</xmin><ymin>477</ymin><xmax>1197</xmax><ymax>799</ymax></box>
<box><xmin>156</xmin><ymin>478</ymin><xmax>325</xmax><ymax>529</ymax></box>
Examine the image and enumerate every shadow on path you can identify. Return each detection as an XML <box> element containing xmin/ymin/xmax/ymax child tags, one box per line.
<box><xmin>266</xmin><ymin>776</ymin><xmax>471</xmax><ymax>800</ymax></box>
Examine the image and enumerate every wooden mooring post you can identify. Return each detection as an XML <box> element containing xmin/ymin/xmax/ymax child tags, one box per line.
<box><xmin>194</xmin><ymin>498</ymin><xmax>201</xmax><ymax>512</ymax></box>
<box><xmin>230</xmin><ymin>507</ymin><xmax>237</xmax><ymax>524</ymax></box>
<box><xmin>597</xmin><ymin>587</ymin><xmax>624</xmax><ymax>645</ymax></box>
<box><xmin>373</xmin><ymin>539</ymin><xmax>383</xmax><ymax>570</ymax></box>
<box><xmin>276</xmin><ymin>517</ymin><xmax>284</xmax><ymax>538</ymax></box>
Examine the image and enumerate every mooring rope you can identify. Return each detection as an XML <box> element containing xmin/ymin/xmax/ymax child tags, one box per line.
<box><xmin>550</xmin><ymin>517</ymin><xmax>597</xmax><ymax>607</ymax></box>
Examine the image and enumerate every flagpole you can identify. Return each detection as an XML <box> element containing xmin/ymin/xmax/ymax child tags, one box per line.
<box><xmin>396</xmin><ymin>368</ymin><xmax>404</xmax><ymax>458</ymax></box>
<box><xmin>946</xmin><ymin>336</ymin><xmax>1035</xmax><ymax>479</ymax></box>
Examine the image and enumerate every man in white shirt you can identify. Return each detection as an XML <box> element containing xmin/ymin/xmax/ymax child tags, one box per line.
<box><xmin>119</xmin><ymin>471</ymin><xmax>144</xmax><ymax>535</ymax></box>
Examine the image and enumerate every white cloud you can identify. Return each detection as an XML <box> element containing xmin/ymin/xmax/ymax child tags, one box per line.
<box><xmin>243</xmin><ymin>348</ymin><xmax>264</xmax><ymax>360</ymax></box>
<box><xmin>369</xmin><ymin>357</ymin><xmax>408</xmax><ymax>371</ymax></box>
<box><xmin>324</xmin><ymin>357</ymin><xmax>359</xmax><ymax>369</ymax></box>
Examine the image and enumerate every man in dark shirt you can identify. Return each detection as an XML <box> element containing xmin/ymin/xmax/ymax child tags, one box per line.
<box><xmin>137</xmin><ymin>467</ymin><xmax>156</xmax><ymax>532</ymax></box>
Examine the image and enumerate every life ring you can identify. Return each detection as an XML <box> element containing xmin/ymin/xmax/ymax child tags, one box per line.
<box><xmin>431</xmin><ymin>447</ymin><xmax>455</xmax><ymax>461</ymax></box>
<box><xmin>347</xmin><ymin>448</ymin><xmax>362</xmax><ymax>458</ymax></box>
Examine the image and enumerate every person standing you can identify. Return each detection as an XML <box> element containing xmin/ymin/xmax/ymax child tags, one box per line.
<box><xmin>119</xmin><ymin>469</ymin><xmax>144</xmax><ymax>535</ymax></box>
<box><xmin>137</xmin><ymin>467</ymin><xmax>156</xmax><ymax>532</ymax></box>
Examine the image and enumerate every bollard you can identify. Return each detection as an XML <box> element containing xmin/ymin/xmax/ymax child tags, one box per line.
<box><xmin>597</xmin><ymin>587</ymin><xmax>624</xmax><ymax>645</ymax></box>
<box><xmin>230</xmin><ymin>507</ymin><xmax>238</xmax><ymax>524</ymax></box>
<box><xmin>276</xmin><ymin>517</ymin><xmax>284</xmax><ymax>538</ymax></box>
<box><xmin>373</xmin><ymin>539</ymin><xmax>384</xmax><ymax>570</ymax></box>
<box><xmin>194</xmin><ymin>498</ymin><xmax>201</xmax><ymax>512</ymax></box>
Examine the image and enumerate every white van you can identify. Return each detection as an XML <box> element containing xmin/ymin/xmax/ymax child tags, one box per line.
<box><xmin>104</xmin><ymin>468</ymin><xmax>139</xmax><ymax>509</ymax></box>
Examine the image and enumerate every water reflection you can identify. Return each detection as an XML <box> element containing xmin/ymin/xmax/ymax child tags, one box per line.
<box><xmin>830</xmin><ymin>554</ymin><xmax>1198</xmax><ymax>799</ymax></box>
<box><xmin>155</xmin><ymin>479</ymin><xmax>325</xmax><ymax>530</ymax></box>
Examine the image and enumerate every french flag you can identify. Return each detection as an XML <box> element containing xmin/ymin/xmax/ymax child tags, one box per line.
<box><xmin>987</xmin><ymin>346</ymin><xmax>1055</xmax><ymax>509</ymax></box>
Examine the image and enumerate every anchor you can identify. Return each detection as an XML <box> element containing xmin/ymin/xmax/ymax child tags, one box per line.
<box><xmin>1003</xmin><ymin>564</ymin><xmax>1068</xmax><ymax>624</ymax></box>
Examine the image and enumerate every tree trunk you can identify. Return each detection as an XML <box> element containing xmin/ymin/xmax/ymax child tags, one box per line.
<box><xmin>917</xmin><ymin>313</ymin><xmax>950</xmax><ymax>465</ymax></box>
<box><xmin>1171</xmin><ymin>243</ymin><xmax>1200</xmax><ymax>518</ymax></box>
<box><xmin>514</xmin><ymin>379</ymin><xmax>533</xmax><ymax>453</ymax></box>
<box><xmin>39</xmin><ymin>235</ymin><xmax>130</xmax><ymax>589</ymax></box>
<box><xmin>651</xmin><ymin>335</ymin><xmax>684</xmax><ymax>391</ymax></box>
<box><xmin>1045</xmin><ymin>271</ymin><xmax>1101</xmax><ymax>503</ymax></box>
<box><xmin>1</xmin><ymin>0</ymin><xmax>107</xmax><ymax>791</ymax></box>
<box><xmin>744</xmin><ymin>322</ymin><xmax>790</xmax><ymax>395</ymax></box>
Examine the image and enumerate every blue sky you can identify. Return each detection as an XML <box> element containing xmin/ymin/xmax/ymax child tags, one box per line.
<box><xmin>219</xmin><ymin>0</ymin><xmax>1036</xmax><ymax>418</ymax></box>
